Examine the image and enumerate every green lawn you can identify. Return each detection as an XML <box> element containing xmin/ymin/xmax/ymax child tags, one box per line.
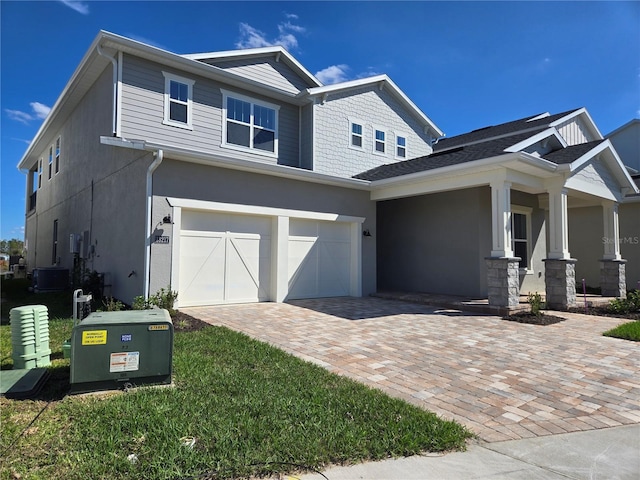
<box><xmin>1</xmin><ymin>278</ymin><xmax>473</xmax><ymax>479</ymax></box>
<box><xmin>603</xmin><ymin>321</ymin><xmax>640</xmax><ymax>342</ymax></box>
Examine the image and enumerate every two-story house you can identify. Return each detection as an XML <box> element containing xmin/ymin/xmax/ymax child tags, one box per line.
<box><xmin>18</xmin><ymin>31</ymin><xmax>638</xmax><ymax>310</ymax></box>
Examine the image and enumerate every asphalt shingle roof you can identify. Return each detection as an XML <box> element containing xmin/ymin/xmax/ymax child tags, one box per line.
<box><xmin>542</xmin><ymin>140</ymin><xmax>605</xmax><ymax>165</ymax></box>
<box><xmin>354</xmin><ymin>130</ymin><xmax>546</xmax><ymax>181</ymax></box>
<box><xmin>433</xmin><ymin>109</ymin><xmax>580</xmax><ymax>151</ymax></box>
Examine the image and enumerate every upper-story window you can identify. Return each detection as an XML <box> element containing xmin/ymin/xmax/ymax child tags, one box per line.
<box><xmin>162</xmin><ymin>72</ymin><xmax>194</xmax><ymax>129</ymax></box>
<box><xmin>38</xmin><ymin>158</ymin><xmax>42</xmax><ymax>189</ymax></box>
<box><xmin>374</xmin><ymin>129</ymin><xmax>386</xmax><ymax>154</ymax></box>
<box><xmin>222</xmin><ymin>90</ymin><xmax>279</xmax><ymax>156</ymax></box>
<box><xmin>48</xmin><ymin>146</ymin><xmax>53</xmax><ymax>180</ymax></box>
<box><xmin>396</xmin><ymin>135</ymin><xmax>407</xmax><ymax>159</ymax></box>
<box><xmin>350</xmin><ymin>122</ymin><xmax>363</xmax><ymax>148</ymax></box>
<box><xmin>55</xmin><ymin>137</ymin><xmax>61</xmax><ymax>174</ymax></box>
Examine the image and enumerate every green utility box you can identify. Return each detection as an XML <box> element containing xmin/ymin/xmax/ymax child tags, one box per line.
<box><xmin>70</xmin><ymin>310</ymin><xmax>173</xmax><ymax>394</ymax></box>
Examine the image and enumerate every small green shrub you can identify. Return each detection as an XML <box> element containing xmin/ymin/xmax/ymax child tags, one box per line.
<box><xmin>132</xmin><ymin>295</ymin><xmax>151</xmax><ymax>310</ymax></box>
<box><xmin>132</xmin><ymin>287</ymin><xmax>178</xmax><ymax>315</ymax></box>
<box><xmin>608</xmin><ymin>290</ymin><xmax>640</xmax><ymax>315</ymax></box>
<box><xmin>101</xmin><ymin>296</ymin><xmax>124</xmax><ymax>312</ymax></box>
<box><xmin>151</xmin><ymin>287</ymin><xmax>178</xmax><ymax>315</ymax></box>
<box><xmin>528</xmin><ymin>292</ymin><xmax>544</xmax><ymax>317</ymax></box>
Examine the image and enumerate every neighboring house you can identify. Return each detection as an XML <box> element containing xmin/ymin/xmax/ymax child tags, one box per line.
<box><xmin>18</xmin><ymin>31</ymin><xmax>638</xmax><ymax>310</ymax></box>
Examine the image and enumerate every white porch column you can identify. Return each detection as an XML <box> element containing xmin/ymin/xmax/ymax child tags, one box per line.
<box><xmin>271</xmin><ymin>216</ymin><xmax>289</xmax><ymax>303</ymax></box>
<box><xmin>490</xmin><ymin>180</ymin><xmax>513</xmax><ymax>257</ymax></box>
<box><xmin>547</xmin><ymin>184</ymin><xmax>570</xmax><ymax>259</ymax></box>
<box><xmin>602</xmin><ymin>200</ymin><xmax>621</xmax><ymax>260</ymax></box>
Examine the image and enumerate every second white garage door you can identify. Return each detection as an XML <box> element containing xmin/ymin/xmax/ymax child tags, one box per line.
<box><xmin>288</xmin><ymin>219</ymin><xmax>352</xmax><ymax>299</ymax></box>
<box><xmin>178</xmin><ymin>211</ymin><xmax>271</xmax><ymax>306</ymax></box>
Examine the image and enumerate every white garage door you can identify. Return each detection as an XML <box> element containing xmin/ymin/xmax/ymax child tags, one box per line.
<box><xmin>179</xmin><ymin>211</ymin><xmax>271</xmax><ymax>306</ymax></box>
<box><xmin>288</xmin><ymin>219</ymin><xmax>351</xmax><ymax>299</ymax></box>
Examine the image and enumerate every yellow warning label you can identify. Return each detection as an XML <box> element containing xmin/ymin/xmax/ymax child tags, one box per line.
<box><xmin>82</xmin><ymin>330</ymin><xmax>107</xmax><ymax>345</ymax></box>
<box><xmin>148</xmin><ymin>324</ymin><xmax>169</xmax><ymax>331</ymax></box>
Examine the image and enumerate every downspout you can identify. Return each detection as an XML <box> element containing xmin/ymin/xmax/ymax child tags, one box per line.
<box><xmin>96</xmin><ymin>44</ymin><xmax>118</xmax><ymax>136</ymax></box>
<box><xmin>144</xmin><ymin>149</ymin><xmax>163</xmax><ymax>300</ymax></box>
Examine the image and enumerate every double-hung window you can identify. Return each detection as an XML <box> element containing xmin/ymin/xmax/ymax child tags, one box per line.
<box><xmin>511</xmin><ymin>207</ymin><xmax>532</xmax><ymax>270</ymax></box>
<box><xmin>396</xmin><ymin>135</ymin><xmax>407</xmax><ymax>159</ymax></box>
<box><xmin>350</xmin><ymin>121</ymin><xmax>363</xmax><ymax>148</ymax></box>
<box><xmin>162</xmin><ymin>72</ymin><xmax>194</xmax><ymax>129</ymax></box>
<box><xmin>55</xmin><ymin>137</ymin><xmax>61</xmax><ymax>174</ymax></box>
<box><xmin>48</xmin><ymin>146</ymin><xmax>53</xmax><ymax>180</ymax></box>
<box><xmin>374</xmin><ymin>129</ymin><xmax>386</xmax><ymax>154</ymax></box>
<box><xmin>222</xmin><ymin>90</ymin><xmax>278</xmax><ymax>155</ymax></box>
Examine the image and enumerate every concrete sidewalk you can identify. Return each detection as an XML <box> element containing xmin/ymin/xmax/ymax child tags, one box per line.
<box><xmin>298</xmin><ymin>424</ymin><xmax>640</xmax><ymax>480</ymax></box>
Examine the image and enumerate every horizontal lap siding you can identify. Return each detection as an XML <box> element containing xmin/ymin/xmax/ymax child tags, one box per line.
<box><xmin>206</xmin><ymin>57</ymin><xmax>309</xmax><ymax>93</ymax></box>
<box><xmin>120</xmin><ymin>54</ymin><xmax>298</xmax><ymax>166</ymax></box>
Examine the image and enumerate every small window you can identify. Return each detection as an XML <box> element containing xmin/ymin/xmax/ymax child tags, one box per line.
<box><xmin>162</xmin><ymin>72</ymin><xmax>194</xmax><ymax>129</ymax></box>
<box><xmin>222</xmin><ymin>90</ymin><xmax>279</xmax><ymax>155</ymax></box>
<box><xmin>55</xmin><ymin>137</ymin><xmax>61</xmax><ymax>174</ymax></box>
<box><xmin>48</xmin><ymin>147</ymin><xmax>53</xmax><ymax>180</ymax></box>
<box><xmin>511</xmin><ymin>209</ymin><xmax>531</xmax><ymax>270</ymax></box>
<box><xmin>52</xmin><ymin>219</ymin><xmax>58</xmax><ymax>265</ymax></box>
<box><xmin>351</xmin><ymin>122</ymin><xmax>363</xmax><ymax>148</ymax></box>
<box><xmin>374</xmin><ymin>129</ymin><xmax>385</xmax><ymax>153</ymax></box>
<box><xmin>38</xmin><ymin>158</ymin><xmax>42</xmax><ymax>189</ymax></box>
<box><xmin>396</xmin><ymin>135</ymin><xmax>406</xmax><ymax>158</ymax></box>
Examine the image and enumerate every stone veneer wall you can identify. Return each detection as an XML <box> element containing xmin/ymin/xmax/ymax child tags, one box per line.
<box><xmin>544</xmin><ymin>259</ymin><xmax>577</xmax><ymax>310</ymax></box>
<box><xmin>600</xmin><ymin>260</ymin><xmax>626</xmax><ymax>297</ymax></box>
<box><xmin>486</xmin><ymin>258</ymin><xmax>520</xmax><ymax>308</ymax></box>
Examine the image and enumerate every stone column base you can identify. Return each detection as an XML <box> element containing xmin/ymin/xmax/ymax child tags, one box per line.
<box><xmin>486</xmin><ymin>257</ymin><xmax>520</xmax><ymax>308</ymax></box>
<box><xmin>600</xmin><ymin>259</ymin><xmax>626</xmax><ymax>297</ymax></box>
<box><xmin>543</xmin><ymin>258</ymin><xmax>577</xmax><ymax>310</ymax></box>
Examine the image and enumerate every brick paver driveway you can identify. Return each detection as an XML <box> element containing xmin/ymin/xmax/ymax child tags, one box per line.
<box><xmin>183</xmin><ymin>297</ymin><xmax>640</xmax><ymax>442</ymax></box>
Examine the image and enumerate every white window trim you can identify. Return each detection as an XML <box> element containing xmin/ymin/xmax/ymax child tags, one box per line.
<box><xmin>162</xmin><ymin>71</ymin><xmax>195</xmax><ymax>130</ymax></box>
<box><xmin>373</xmin><ymin>126</ymin><xmax>387</xmax><ymax>156</ymax></box>
<box><xmin>395</xmin><ymin>132</ymin><xmax>407</xmax><ymax>160</ymax></box>
<box><xmin>511</xmin><ymin>205</ymin><xmax>533</xmax><ymax>274</ymax></box>
<box><xmin>348</xmin><ymin>118</ymin><xmax>364</xmax><ymax>151</ymax></box>
<box><xmin>221</xmin><ymin>89</ymin><xmax>279</xmax><ymax>158</ymax></box>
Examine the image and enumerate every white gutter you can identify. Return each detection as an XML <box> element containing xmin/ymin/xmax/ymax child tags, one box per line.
<box><xmin>96</xmin><ymin>43</ymin><xmax>118</xmax><ymax>136</ymax></box>
<box><xmin>144</xmin><ymin>149</ymin><xmax>163</xmax><ymax>300</ymax></box>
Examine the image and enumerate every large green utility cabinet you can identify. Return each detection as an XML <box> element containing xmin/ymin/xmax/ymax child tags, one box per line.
<box><xmin>70</xmin><ymin>310</ymin><xmax>173</xmax><ymax>393</ymax></box>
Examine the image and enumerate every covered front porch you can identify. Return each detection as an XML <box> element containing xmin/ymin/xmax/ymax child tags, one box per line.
<box><xmin>369</xmin><ymin>138</ymin><xmax>637</xmax><ymax>312</ymax></box>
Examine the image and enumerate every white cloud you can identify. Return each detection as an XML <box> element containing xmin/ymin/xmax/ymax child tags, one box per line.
<box><xmin>315</xmin><ymin>64</ymin><xmax>350</xmax><ymax>85</ymax></box>
<box><xmin>236</xmin><ymin>15</ymin><xmax>305</xmax><ymax>51</ymax></box>
<box><xmin>285</xmin><ymin>13</ymin><xmax>299</xmax><ymax>20</ymax></box>
<box><xmin>30</xmin><ymin>102</ymin><xmax>51</xmax><ymax>119</ymax></box>
<box><xmin>58</xmin><ymin>0</ymin><xmax>89</xmax><ymax>15</ymax></box>
<box><xmin>5</xmin><ymin>102</ymin><xmax>52</xmax><ymax>124</ymax></box>
<box><xmin>5</xmin><ymin>110</ymin><xmax>33</xmax><ymax>124</ymax></box>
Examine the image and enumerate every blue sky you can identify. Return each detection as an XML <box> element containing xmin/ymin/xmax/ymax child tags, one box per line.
<box><xmin>1</xmin><ymin>1</ymin><xmax>639</xmax><ymax>240</ymax></box>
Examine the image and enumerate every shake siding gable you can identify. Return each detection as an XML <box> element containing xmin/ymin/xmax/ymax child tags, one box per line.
<box><xmin>312</xmin><ymin>86</ymin><xmax>433</xmax><ymax>178</ymax></box>
<box><xmin>205</xmin><ymin>57</ymin><xmax>311</xmax><ymax>93</ymax></box>
<box><xmin>119</xmin><ymin>54</ymin><xmax>299</xmax><ymax>167</ymax></box>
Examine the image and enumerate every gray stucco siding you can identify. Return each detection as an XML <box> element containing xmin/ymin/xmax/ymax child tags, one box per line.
<box><xmin>206</xmin><ymin>57</ymin><xmax>311</xmax><ymax>93</ymax></box>
<box><xmin>376</xmin><ymin>187</ymin><xmax>491</xmax><ymax>297</ymax></box>
<box><xmin>120</xmin><ymin>54</ymin><xmax>299</xmax><ymax>168</ymax></box>
<box><xmin>312</xmin><ymin>86</ymin><xmax>434</xmax><ymax>178</ymax></box>
<box><xmin>149</xmin><ymin>159</ymin><xmax>377</xmax><ymax>297</ymax></box>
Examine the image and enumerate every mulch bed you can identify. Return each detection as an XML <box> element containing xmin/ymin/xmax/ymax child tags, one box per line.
<box><xmin>503</xmin><ymin>312</ymin><xmax>566</xmax><ymax>326</ymax></box>
<box><xmin>567</xmin><ymin>305</ymin><xmax>640</xmax><ymax>321</ymax></box>
<box><xmin>171</xmin><ymin>311</ymin><xmax>211</xmax><ymax>332</ymax></box>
